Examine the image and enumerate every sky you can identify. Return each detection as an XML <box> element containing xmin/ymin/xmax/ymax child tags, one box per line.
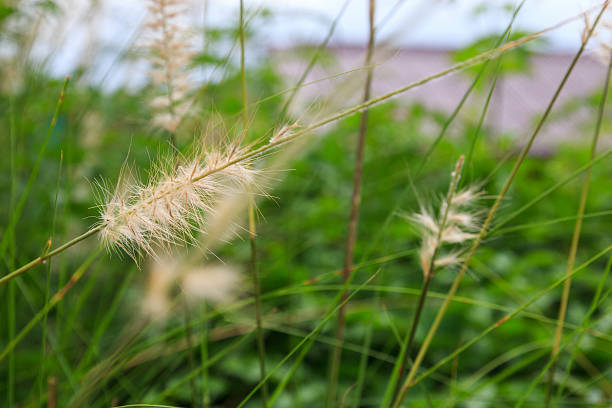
<box><xmin>231</xmin><ymin>0</ymin><xmax>604</xmax><ymax>50</ymax></box>
<box><xmin>26</xmin><ymin>0</ymin><xmax>608</xmax><ymax>88</ymax></box>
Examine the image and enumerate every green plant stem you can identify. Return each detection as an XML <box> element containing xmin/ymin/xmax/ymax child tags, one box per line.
<box><xmin>351</xmin><ymin>290</ymin><xmax>377</xmax><ymax>408</ymax></box>
<box><xmin>7</xmin><ymin>279</ymin><xmax>15</xmax><ymax>407</ymax></box>
<box><xmin>489</xmin><ymin>148</ymin><xmax>612</xmax><ymax>235</ymax></box>
<box><xmin>249</xmin><ymin>208</ymin><xmax>269</xmax><ymax>406</ymax></box>
<box><xmin>382</xmin><ymin>275</ymin><xmax>432</xmax><ymax>407</ymax></box>
<box><xmin>239</xmin><ymin>0</ymin><xmax>248</xmax><ymax>132</ymax></box>
<box><xmin>0</xmin><ymin>248</ymin><xmax>102</xmax><ymax>363</ymax></box>
<box><xmin>416</xmin><ymin>0</ymin><xmax>523</xmax><ymax>175</ymax></box>
<box><xmin>182</xmin><ymin>301</ymin><xmax>199</xmax><ymax>408</ymax></box>
<box><xmin>39</xmin><ymin>150</ymin><xmax>64</xmax><ymax>404</ymax></box>
<box><xmin>518</xmin><ymin>256</ymin><xmax>612</xmax><ymax>408</ymax></box>
<box><xmin>555</xmin><ymin>255</ymin><xmax>612</xmax><ymax>403</ymax></box>
<box><xmin>544</xmin><ymin>45</ymin><xmax>612</xmax><ymax>407</ymax></box>
<box><xmin>7</xmin><ymin>78</ymin><xmax>17</xmax><ymax>408</ymax></box>
<box><xmin>0</xmin><ymin>224</ymin><xmax>103</xmax><ymax>286</ymax></box>
<box><xmin>237</xmin><ymin>269</ymin><xmax>380</xmax><ymax>408</ymax></box>
<box><xmin>387</xmin><ymin>156</ymin><xmax>465</xmax><ymax>406</ymax></box>
<box><xmin>239</xmin><ymin>1</ymin><xmax>268</xmax><ymax>405</ymax></box>
<box><xmin>466</xmin><ymin>57</ymin><xmax>502</xmax><ymax>180</ymax></box>
<box><xmin>201</xmin><ymin>302</ymin><xmax>210</xmax><ymax>408</ymax></box>
<box><xmin>2</xmin><ymin>13</ymin><xmax>582</xmax><ymax>285</ymax></box>
<box><xmin>0</xmin><ymin>76</ymin><xmax>70</xmax><ymax>262</ymax></box>
<box><xmin>391</xmin><ymin>5</ymin><xmax>607</xmax><ymax>407</ymax></box>
<box><xmin>408</xmin><ymin>243</ymin><xmax>612</xmax><ymax>390</ymax></box>
<box><xmin>327</xmin><ymin>2</ymin><xmax>376</xmax><ymax>406</ymax></box>
<box><xmin>280</xmin><ymin>0</ymin><xmax>351</xmax><ymax>119</ymax></box>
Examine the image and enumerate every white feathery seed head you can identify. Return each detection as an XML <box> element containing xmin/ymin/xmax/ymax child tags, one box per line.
<box><xmin>97</xmin><ymin>137</ymin><xmax>264</xmax><ymax>261</ymax></box>
<box><xmin>409</xmin><ymin>156</ymin><xmax>484</xmax><ymax>278</ymax></box>
<box><xmin>142</xmin><ymin>258</ymin><xmax>179</xmax><ymax>319</ymax></box>
<box><xmin>181</xmin><ymin>264</ymin><xmax>242</xmax><ymax>304</ymax></box>
<box><xmin>97</xmin><ymin>123</ymin><xmax>295</xmax><ymax>261</ymax></box>
<box><xmin>142</xmin><ymin>256</ymin><xmax>243</xmax><ymax>319</ymax></box>
<box><xmin>142</xmin><ymin>0</ymin><xmax>196</xmax><ymax>133</ymax></box>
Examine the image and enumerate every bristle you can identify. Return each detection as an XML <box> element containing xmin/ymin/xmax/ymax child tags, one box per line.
<box><xmin>410</xmin><ymin>158</ymin><xmax>484</xmax><ymax>278</ymax></box>
<box><xmin>585</xmin><ymin>4</ymin><xmax>612</xmax><ymax>64</ymax></box>
<box><xmin>434</xmin><ymin>252</ymin><xmax>463</xmax><ymax>268</ymax></box>
<box><xmin>412</xmin><ymin>209</ymin><xmax>438</xmax><ymax>234</ymax></box>
<box><xmin>143</xmin><ymin>0</ymin><xmax>195</xmax><ymax>133</ymax></box>
<box><xmin>98</xmin><ymin>140</ymin><xmax>263</xmax><ymax>261</ymax></box>
<box><xmin>269</xmin><ymin>122</ymin><xmax>299</xmax><ymax>144</ymax></box>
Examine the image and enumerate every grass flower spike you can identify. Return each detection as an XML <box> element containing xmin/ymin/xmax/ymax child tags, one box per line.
<box><xmin>144</xmin><ymin>0</ymin><xmax>195</xmax><ymax>133</ymax></box>
<box><xmin>411</xmin><ymin>156</ymin><xmax>483</xmax><ymax>278</ymax></box>
<box><xmin>142</xmin><ymin>257</ymin><xmax>242</xmax><ymax>319</ymax></box>
<box><xmin>98</xmin><ymin>138</ymin><xmax>262</xmax><ymax>261</ymax></box>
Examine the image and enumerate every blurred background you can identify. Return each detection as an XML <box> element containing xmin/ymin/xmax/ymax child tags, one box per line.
<box><xmin>1</xmin><ymin>0</ymin><xmax>612</xmax><ymax>407</ymax></box>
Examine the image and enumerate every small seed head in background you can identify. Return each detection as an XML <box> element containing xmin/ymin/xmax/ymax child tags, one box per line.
<box><xmin>409</xmin><ymin>163</ymin><xmax>483</xmax><ymax>279</ymax></box>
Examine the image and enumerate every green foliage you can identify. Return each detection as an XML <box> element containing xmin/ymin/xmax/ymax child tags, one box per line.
<box><xmin>1</xmin><ymin>3</ymin><xmax>611</xmax><ymax>408</ymax></box>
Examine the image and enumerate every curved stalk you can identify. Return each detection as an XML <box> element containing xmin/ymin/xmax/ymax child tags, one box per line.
<box><xmin>544</xmin><ymin>42</ymin><xmax>612</xmax><ymax>407</ymax></box>
<box><xmin>327</xmin><ymin>1</ymin><xmax>376</xmax><ymax>406</ymax></box>
<box><xmin>391</xmin><ymin>4</ymin><xmax>608</xmax><ymax>407</ymax></box>
<box><xmin>1</xmin><ymin>12</ymin><xmax>583</xmax><ymax>286</ymax></box>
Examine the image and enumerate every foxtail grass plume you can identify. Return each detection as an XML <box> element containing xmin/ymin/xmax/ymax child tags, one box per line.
<box><xmin>181</xmin><ymin>264</ymin><xmax>242</xmax><ymax>304</ymax></box>
<box><xmin>143</xmin><ymin>0</ymin><xmax>195</xmax><ymax>133</ymax></box>
<box><xmin>97</xmin><ymin>136</ymin><xmax>264</xmax><ymax>261</ymax></box>
<box><xmin>410</xmin><ymin>156</ymin><xmax>483</xmax><ymax>279</ymax></box>
<box><xmin>142</xmin><ymin>257</ymin><xmax>242</xmax><ymax>319</ymax></box>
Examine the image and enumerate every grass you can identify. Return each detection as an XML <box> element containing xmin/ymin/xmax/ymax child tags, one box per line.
<box><xmin>1</xmin><ymin>1</ymin><xmax>612</xmax><ymax>407</ymax></box>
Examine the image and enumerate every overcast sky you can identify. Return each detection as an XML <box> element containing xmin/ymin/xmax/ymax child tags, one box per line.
<box><xmin>247</xmin><ymin>0</ymin><xmax>605</xmax><ymax>50</ymax></box>
<box><xmin>33</xmin><ymin>0</ymin><xmax>607</xmax><ymax>87</ymax></box>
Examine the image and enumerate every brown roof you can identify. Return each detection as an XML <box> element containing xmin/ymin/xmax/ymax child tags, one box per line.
<box><xmin>272</xmin><ymin>46</ymin><xmax>608</xmax><ymax>152</ymax></box>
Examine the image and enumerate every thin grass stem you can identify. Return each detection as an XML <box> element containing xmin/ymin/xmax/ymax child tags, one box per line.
<box><xmin>351</xmin><ymin>288</ymin><xmax>379</xmax><ymax>408</ymax></box>
<box><xmin>38</xmin><ymin>150</ymin><xmax>63</xmax><ymax>404</ymax></box>
<box><xmin>544</xmin><ymin>45</ymin><xmax>612</xmax><ymax>406</ymax></box>
<box><xmin>6</xmin><ymin>77</ymin><xmax>18</xmax><ymax>408</ymax></box>
<box><xmin>279</xmin><ymin>0</ymin><xmax>351</xmax><ymax>119</ymax></box>
<box><xmin>409</xmin><ymin>243</ymin><xmax>612</xmax><ymax>390</ymax></box>
<box><xmin>555</xmin><ymin>255</ymin><xmax>612</xmax><ymax>403</ymax></box>
<box><xmin>0</xmin><ymin>76</ymin><xmax>70</xmax><ymax>261</ymax></box>
<box><xmin>327</xmin><ymin>2</ymin><xmax>376</xmax><ymax>406</ymax></box>
<box><xmin>466</xmin><ymin>56</ymin><xmax>502</xmax><ymax>182</ymax></box>
<box><xmin>0</xmin><ymin>248</ymin><xmax>102</xmax><ymax>363</ymax></box>
<box><xmin>1</xmin><ymin>12</ymin><xmax>587</xmax><ymax>284</ymax></box>
<box><xmin>385</xmin><ymin>156</ymin><xmax>465</xmax><ymax>406</ymax></box>
<box><xmin>391</xmin><ymin>4</ymin><xmax>609</xmax><ymax>406</ymax></box>
<box><xmin>238</xmin><ymin>1</ymin><xmax>268</xmax><ymax>404</ymax></box>
<box><xmin>416</xmin><ymin>0</ymin><xmax>525</xmax><ymax>174</ymax></box>
<box><xmin>236</xmin><ymin>269</ymin><xmax>380</xmax><ymax>408</ymax></box>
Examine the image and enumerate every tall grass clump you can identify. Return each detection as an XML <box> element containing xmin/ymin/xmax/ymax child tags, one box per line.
<box><xmin>392</xmin><ymin>4</ymin><xmax>610</xmax><ymax>407</ymax></box>
<box><xmin>2</xmin><ymin>2</ymin><xmax>612</xmax><ymax>407</ymax></box>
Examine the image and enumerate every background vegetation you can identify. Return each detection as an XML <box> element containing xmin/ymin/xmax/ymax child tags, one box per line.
<box><xmin>0</xmin><ymin>1</ymin><xmax>611</xmax><ymax>407</ymax></box>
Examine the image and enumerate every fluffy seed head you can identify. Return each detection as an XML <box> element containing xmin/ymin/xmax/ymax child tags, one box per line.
<box><xmin>97</xmin><ymin>138</ymin><xmax>262</xmax><ymax>261</ymax></box>
<box><xmin>409</xmin><ymin>157</ymin><xmax>483</xmax><ymax>278</ymax></box>
<box><xmin>142</xmin><ymin>0</ymin><xmax>196</xmax><ymax>133</ymax></box>
<box><xmin>181</xmin><ymin>264</ymin><xmax>242</xmax><ymax>304</ymax></box>
<box><xmin>142</xmin><ymin>257</ymin><xmax>243</xmax><ymax>319</ymax></box>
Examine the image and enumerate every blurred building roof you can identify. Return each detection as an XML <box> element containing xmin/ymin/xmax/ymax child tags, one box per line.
<box><xmin>273</xmin><ymin>46</ymin><xmax>608</xmax><ymax>153</ymax></box>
